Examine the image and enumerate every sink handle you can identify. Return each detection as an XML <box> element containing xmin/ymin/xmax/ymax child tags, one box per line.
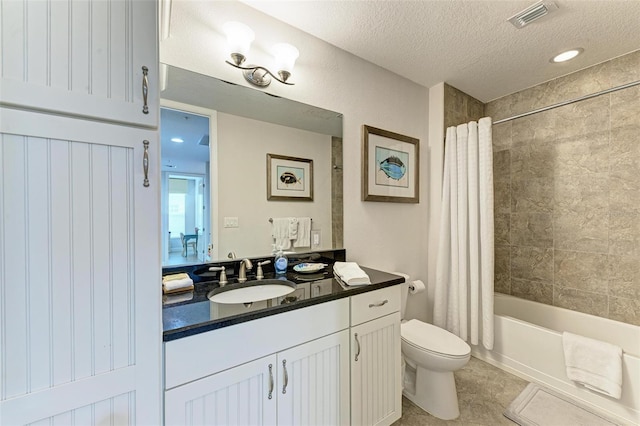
<box><xmin>282</xmin><ymin>359</ymin><xmax>288</xmax><ymax>394</ymax></box>
<box><xmin>208</xmin><ymin>266</ymin><xmax>228</xmax><ymax>285</ymax></box>
<box><xmin>268</xmin><ymin>363</ymin><xmax>274</xmax><ymax>400</ymax></box>
<box><xmin>256</xmin><ymin>260</ymin><xmax>271</xmax><ymax>280</ymax></box>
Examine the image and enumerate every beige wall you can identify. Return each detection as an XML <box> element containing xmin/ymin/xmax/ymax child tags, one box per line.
<box><xmin>216</xmin><ymin>112</ymin><xmax>332</xmax><ymax>259</ymax></box>
<box><xmin>486</xmin><ymin>50</ymin><xmax>640</xmax><ymax>326</ymax></box>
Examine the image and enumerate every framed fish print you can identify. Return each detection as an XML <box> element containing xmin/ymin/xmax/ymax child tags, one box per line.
<box><xmin>267</xmin><ymin>153</ymin><xmax>314</xmax><ymax>201</ymax></box>
<box><xmin>362</xmin><ymin>125</ymin><xmax>419</xmax><ymax>203</ymax></box>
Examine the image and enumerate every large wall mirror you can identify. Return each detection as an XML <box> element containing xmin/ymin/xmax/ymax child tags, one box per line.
<box><xmin>160</xmin><ymin>65</ymin><xmax>343</xmax><ymax>266</ymax></box>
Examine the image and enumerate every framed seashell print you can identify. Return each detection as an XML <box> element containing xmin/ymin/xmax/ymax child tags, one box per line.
<box><xmin>267</xmin><ymin>153</ymin><xmax>314</xmax><ymax>201</ymax></box>
<box><xmin>362</xmin><ymin>125</ymin><xmax>419</xmax><ymax>203</ymax></box>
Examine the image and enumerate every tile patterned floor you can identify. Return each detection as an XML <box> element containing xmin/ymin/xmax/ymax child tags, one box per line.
<box><xmin>394</xmin><ymin>356</ymin><xmax>529</xmax><ymax>425</ymax></box>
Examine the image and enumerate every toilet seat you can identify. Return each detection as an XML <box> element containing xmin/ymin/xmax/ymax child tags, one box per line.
<box><xmin>401</xmin><ymin>319</ymin><xmax>470</xmax><ymax>358</ymax></box>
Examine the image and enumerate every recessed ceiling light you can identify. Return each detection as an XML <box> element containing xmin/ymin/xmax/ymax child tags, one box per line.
<box><xmin>171</xmin><ymin>137</ymin><xmax>184</xmax><ymax>143</ymax></box>
<box><xmin>551</xmin><ymin>48</ymin><xmax>583</xmax><ymax>63</ymax></box>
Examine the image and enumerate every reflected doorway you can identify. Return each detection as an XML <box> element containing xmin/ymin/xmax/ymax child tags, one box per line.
<box><xmin>160</xmin><ymin>106</ymin><xmax>213</xmax><ymax>266</ymax></box>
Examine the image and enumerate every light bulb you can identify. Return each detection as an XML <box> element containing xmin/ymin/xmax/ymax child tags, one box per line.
<box><xmin>223</xmin><ymin>21</ymin><xmax>255</xmax><ymax>59</ymax></box>
<box><xmin>272</xmin><ymin>43</ymin><xmax>299</xmax><ymax>75</ymax></box>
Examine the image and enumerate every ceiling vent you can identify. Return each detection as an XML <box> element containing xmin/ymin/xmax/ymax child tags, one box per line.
<box><xmin>508</xmin><ymin>1</ymin><xmax>558</xmax><ymax>28</ymax></box>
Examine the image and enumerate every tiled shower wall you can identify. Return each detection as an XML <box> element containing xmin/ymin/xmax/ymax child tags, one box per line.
<box><xmin>484</xmin><ymin>50</ymin><xmax>640</xmax><ymax>325</ymax></box>
<box><xmin>444</xmin><ymin>83</ymin><xmax>485</xmax><ymax>129</ymax></box>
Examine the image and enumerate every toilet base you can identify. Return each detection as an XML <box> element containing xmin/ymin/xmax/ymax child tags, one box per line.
<box><xmin>403</xmin><ymin>365</ymin><xmax>460</xmax><ymax>420</ymax></box>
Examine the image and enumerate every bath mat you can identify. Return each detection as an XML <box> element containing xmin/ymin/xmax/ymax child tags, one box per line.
<box><xmin>504</xmin><ymin>383</ymin><xmax>621</xmax><ymax>426</ymax></box>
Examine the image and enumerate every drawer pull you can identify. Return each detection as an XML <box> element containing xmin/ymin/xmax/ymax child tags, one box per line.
<box><xmin>282</xmin><ymin>360</ymin><xmax>288</xmax><ymax>394</ymax></box>
<box><xmin>268</xmin><ymin>363</ymin><xmax>274</xmax><ymax>400</ymax></box>
<box><xmin>142</xmin><ymin>140</ymin><xmax>150</xmax><ymax>187</ymax></box>
<box><xmin>354</xmin><ymin>333</ymin><xmax>361</xmax><ymax>362</ymax></box>
<box><xmin>369</xmin><ymin>299</ymin><xmax>389</xmax><ymax>308</ymax></box>
<box><xmin>142</xmin><ymin>66</ymin><xmax>149</xmax><ymax>114</ymax></box>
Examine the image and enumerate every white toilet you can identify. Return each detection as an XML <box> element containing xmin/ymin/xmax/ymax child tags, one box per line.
<box><xmin>398</xmin><ymin>274</ymin><xmax>471</xmax><ymax>420</ymax></box>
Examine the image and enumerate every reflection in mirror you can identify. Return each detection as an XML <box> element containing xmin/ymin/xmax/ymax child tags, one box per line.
<box><xmin>160</xmin><ymin>65</ymin><xmax>343</xmax><ymax>266</ymax></box>
<box><xmin>161</xmin><ymin>107</ymin><xmax>211</xmax><ymax>266</ymax></box>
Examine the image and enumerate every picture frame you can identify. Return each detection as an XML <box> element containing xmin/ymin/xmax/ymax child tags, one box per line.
<box><xmin>267</xmin><ymin>153</ymin><xmax>314</xmax><ymax>201</ymax></box>
<box><xmin>362</xmin><ymin>125</ymin><xmax>419</xmax><ymax>203</ymax></box>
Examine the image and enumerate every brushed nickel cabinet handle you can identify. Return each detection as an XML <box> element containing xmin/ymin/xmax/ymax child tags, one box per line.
<box><xmin>369</xmin><ymin>299</ymin><xmax>389</xmax><ymax>308</ymax></box>
<box><xmin>268</xmin><ymin>363</ymin><xmax>274</xmax><ymax>400</ymax></box>
<box><xmin>142</xmin><ymin>66</ymin><xmax>149</xmax><ymax>115</ymax></box>
<box><xmin>355</xmin><ymin>333</ymin><xmax>361</xmax><ymax>362</ymax></box>
<box><xmin>282</xmin><ymin>360</ymin><xmax>288</xmax><ymax>394</ymax></box>
<box><xmin>143</xmin><ymin>140</ymin><xmax>150</xmax><ymax>187</ymax></box>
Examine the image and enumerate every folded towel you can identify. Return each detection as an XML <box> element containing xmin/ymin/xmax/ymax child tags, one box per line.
<box><xmin>562</xmin><ymin>332</ymin><xmax>623</xmax><ymax>399</ymax></box>
<box><xmin>162</xmin><ymin>272</ymin><xmax>190</xmax><ymax>283</ymax></box>
<box><xmin>162</xmin><ymin>276</ymin><xmax>194</xmax><ymax>293</ymax></box>
<box><xmin>271</xmin><ymin>217</ymin><xmax>292</xmax><ymax>250</ymax></box>
<box><xmin>293</xmin><ymin>217</ymin><xmax>312</xmax><ymax>248</ymax></box>
<box><xmin>333</xmin><ymin>261</ymin><xmax>371</xmax><ymax>286</ymax></box>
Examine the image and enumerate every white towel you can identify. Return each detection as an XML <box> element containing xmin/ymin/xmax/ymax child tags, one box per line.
<box><xmin>293</xmin><ymin>217</ymin><xmax>312</xmax><ymax>248</ymax></box>
<box><xmin>562</xmin><ymin>332</ymin><xmax>623</xmax><ymax>399</ymax></box>
<box><xmin>333</xmin><ymin>262</ymin><xmax>370</xmax><ymax>286</ymax></box>
<box><xmin>271</xmin><ymin>217</ymin><xmax>292</xmax><ymax>250</ymax></box>
<box><xmin>162</xmin><ymin>276</ymin><xmax>194</xmax><ymax>292</ymax></box>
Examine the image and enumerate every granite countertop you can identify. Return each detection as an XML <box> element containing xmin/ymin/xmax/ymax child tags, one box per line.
<box><xmin>162</xmin><ymin>266</ymin><xmax>404</xmax><ymax>342</ymax></box>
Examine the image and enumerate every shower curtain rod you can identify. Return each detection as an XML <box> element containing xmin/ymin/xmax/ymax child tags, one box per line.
<box><xmin>493</xmin><ymin>79</ymin><xmax>640</xmax><ymax>125</ymax></box>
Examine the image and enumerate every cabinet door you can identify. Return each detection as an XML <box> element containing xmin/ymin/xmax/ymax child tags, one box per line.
<box><xmin>0</xmin><ymin>0</ymin><xmax>158</xmax><ymax>128</ymax></box>
<box><xmin>165</xmin><ymin>355</ymin><xmax>278</xmax><ymax>426</ymax></box>
<box><xmin>277</xmin><ymin>330</ymin><xmax>350</xmax><ymax>426</ymax></box>
<box><xmin>351</xmin><ymin>312</ymin><xmax>402</xmax><ymax>426</ymax></box>
<box><xmin>0</xmin><ymin>108</ymin><xmax>161</xmax><ymax>425</ymax></box>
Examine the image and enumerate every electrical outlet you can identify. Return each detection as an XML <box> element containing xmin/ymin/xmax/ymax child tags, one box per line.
<box><xmin>311</xmin><ymin>230</ymin><xmax>321</xmax><ymax>247</ymax></box>
<box><xmin>224</xmin><ymin>217</ymin><xmax>239</xmax><ymax>228</ymax></box>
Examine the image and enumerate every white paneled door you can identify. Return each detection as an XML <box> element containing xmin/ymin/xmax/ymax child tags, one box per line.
<box><xmin>0</xmin><ymin>108</ymin><xmax>161</xmax><ymax>425</ymax></box>
<box><xmin>0</xmin><ymin>0</ymin><xmax>158</xmax><ymax>128</ymax></box>
<box><xmin>277</xmin><ymin>330</ymin><xmax>350</xmax><ymax>426</ymax></box>
<box><xmin>164</xmin><ymin>355</ymin><xmax>278</xmax><ymax>426</ymax></box>
<box><xmin>351</xmin><ymin>313</ymin><xmax>402</xmax><ymax>426</ymax></box>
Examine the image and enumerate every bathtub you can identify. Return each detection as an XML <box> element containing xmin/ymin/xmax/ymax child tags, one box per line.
<box><xmin>471</xmin><ymin>293</ymin><xmax>640</xmax><ymax>425</ymax></box>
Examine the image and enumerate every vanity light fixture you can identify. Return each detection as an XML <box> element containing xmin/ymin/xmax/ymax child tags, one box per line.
<box><xmin>550</xmin><ymin>48</ymin><xmax>583</xmax><ymax>63</ymax></box>
<box><xmin>223</xmin><ymin>21</ymin><xmax>299</xmax><ymax>87</ymax></box>
<box><xmin>170</xmin><ymin>137</ymin><xmax>184</xmax><ymax>143</ymax></box>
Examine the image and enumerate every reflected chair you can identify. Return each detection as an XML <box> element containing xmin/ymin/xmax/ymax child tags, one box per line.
<box><xmin>180</xmin><ymin>232</ymin><xmax>197</xmax><ymax>257</ymax></box>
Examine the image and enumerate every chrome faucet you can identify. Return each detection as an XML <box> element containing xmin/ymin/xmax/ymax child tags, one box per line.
<box><xmin>237</xmin><ymin>258</ymin><xmax>253</xmax><ymax>283</ymax></box>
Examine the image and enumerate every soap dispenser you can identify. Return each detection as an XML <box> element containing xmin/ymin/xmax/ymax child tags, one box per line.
<box><xmin>274</xmin><ymin>247</ymin><xmax>288</xmax><ymax>275</ymax></box>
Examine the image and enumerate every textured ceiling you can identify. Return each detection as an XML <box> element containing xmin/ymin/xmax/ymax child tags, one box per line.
<box><xmin>241</xmin><ymin>0</ymin><xmax>640</xmax><ymax>102</ymax></box>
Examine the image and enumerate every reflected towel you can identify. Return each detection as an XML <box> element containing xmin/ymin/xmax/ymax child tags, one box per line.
<box><xmin>271</xmin><ymin>217</ymin><xmax>292</xmax><ymax>250</ymax></box>
<box><xmin>562</xmin><ymin>332</ymin><xmax>623</xmax><ymax>399</ymax></box>
<box><xmin>288</xmin><ymin>217</ymin><xmax>299</xmax><ymax>240</ymax></box>
<box><xmin>293</xmin><ymin>217</ymin><xmax>312</xmax><ymax>248</ymax></box>
<box><xmin>333</xmin><ymin>261</ymin><xmax>370</xmax><ymax>286</ymax></box>
<box><xmin>163</xmin><ymin>291</ymin><xmax>194</xmax><ymax>305</ymax></box>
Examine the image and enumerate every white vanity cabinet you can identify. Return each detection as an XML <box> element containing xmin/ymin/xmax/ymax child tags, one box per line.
<box><xmin>164</xmin><ymin>299</ymin><xmax>351</xmax><ymax>426</ymax></box>
<box><xmin>350</xmin><ymin>286</ymin><xmax>403</xmax><ymax>426</ymax></box>
<box><xmin>0</xmin><ymin>0</ymin><xmax>158</xmax><ymax>128</ymax></box>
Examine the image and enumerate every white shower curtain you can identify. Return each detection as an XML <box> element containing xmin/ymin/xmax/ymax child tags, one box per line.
<box><xmin>434</xmin><ymin>117</ymin><xmax>494</xmax><ymax>350</ymax></box>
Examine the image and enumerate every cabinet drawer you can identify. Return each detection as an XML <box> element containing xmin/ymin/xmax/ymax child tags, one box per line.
<box><xmin>350</xmin><ymin>286</ymin><xmax>401</xmax><ymax>326</ymax></box>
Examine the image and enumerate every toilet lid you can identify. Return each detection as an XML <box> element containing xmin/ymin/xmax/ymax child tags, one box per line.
<box><xmin>401</xmin><ymin>319</ymin><xmax>470</xmax><ymax>357</ymax></box>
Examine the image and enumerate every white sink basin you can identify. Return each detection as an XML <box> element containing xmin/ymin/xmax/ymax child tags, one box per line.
<box><xmin>207</xmin><ymin>279</ymin><xmax>296</xmax><ymax>304</ymax></box>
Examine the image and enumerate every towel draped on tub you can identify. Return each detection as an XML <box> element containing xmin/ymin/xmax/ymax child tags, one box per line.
<box><xmin>562</xmin><ymin>331</ymin><xmax>623</xmax><ymax>399</ymax></box>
